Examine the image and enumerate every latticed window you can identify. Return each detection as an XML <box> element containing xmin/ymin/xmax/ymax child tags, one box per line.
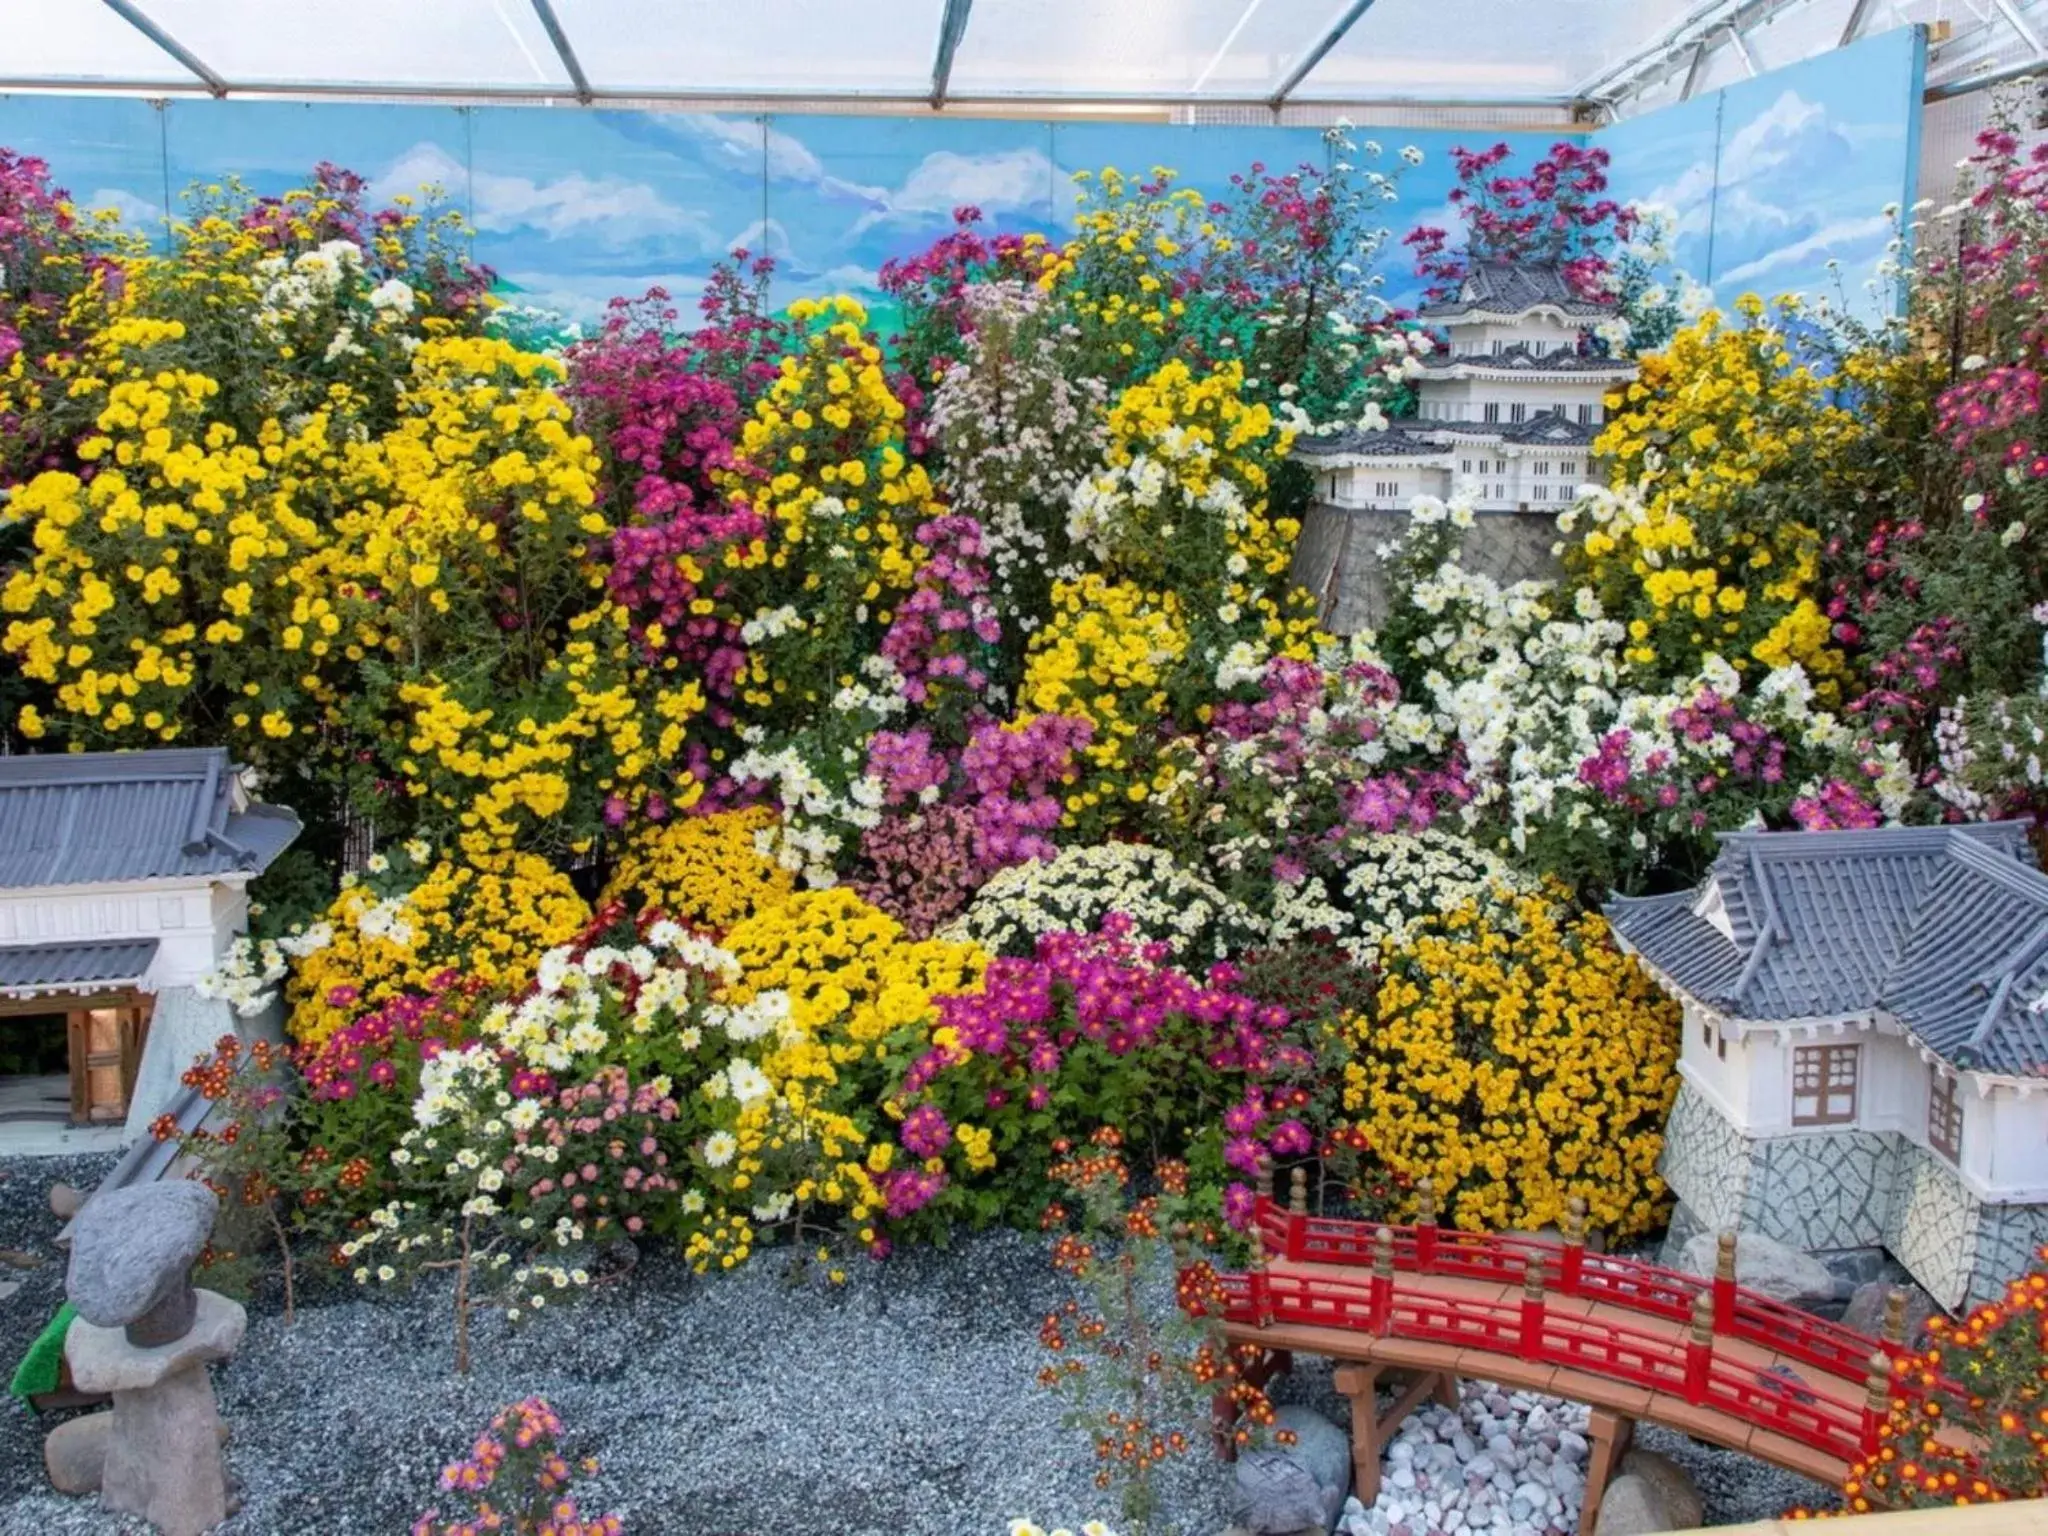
<box><xmin>1928</xmin><ymin>1069</ymin><xmax>1964</xmax><ymax>1161</ymax></box>
<box><xmin>1791</xmin><ymin>1044</ymin><xmax>1859</xmax><ymax>1126</ymax></box>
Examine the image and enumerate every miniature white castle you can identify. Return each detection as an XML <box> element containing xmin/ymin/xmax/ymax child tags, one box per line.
<box><xmin>1295</xmin><ymin>259</ymin><xmax>1636</xmax><ymax>513</ymax></box>
<box><xmin>1609</xmin><ymin>824</ymin><xmax>2048</xmax><ymax>1312</ymax></box>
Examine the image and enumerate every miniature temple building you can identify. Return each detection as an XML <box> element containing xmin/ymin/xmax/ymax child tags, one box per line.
<box><xmin>1290</xmin><ymin>258</ymin><xmax>1637</xmax><ymax>632</ymax></box>
<box><xmin>1607</xmin><ymin>823</ymin><xmax>2048</xmax><ymax>1311</ymax></box>
<box><xmin>0</xmin><ymin>749</ymin><xmax>298</xmax><ymax>1145</ymax></box>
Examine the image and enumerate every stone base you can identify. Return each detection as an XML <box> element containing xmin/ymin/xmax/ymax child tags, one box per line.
<box><xmin>44</xmin><ymin>1411</ymin><xmax>110</xmax><ymax>1495</ymax></box>
<box><xmin>101</xmin><ymin>1364</ymin><xmax>229</xmax><ymax>1536</ymax></box>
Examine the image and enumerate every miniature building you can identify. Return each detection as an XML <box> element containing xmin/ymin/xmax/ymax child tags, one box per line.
<box><xmin>0</xmin><ymin>749</ymin><xmax>298</xmax><ymax>1141</ymax></box>
<box><xmin>1290</xmin><ymin>259</ymin><xmax>1637</xmax><ymax>632</ymax></box>
<box><xmin>1607</xmin><ymin>823</ymin><xmax>2048</xmax><ymax>1312</ymax></box>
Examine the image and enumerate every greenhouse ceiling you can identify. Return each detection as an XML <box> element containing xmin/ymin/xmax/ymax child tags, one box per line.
<box><xmin>0</xmin><ymin>0</ymin><xmax>2042</xmax><ymax>119</ymax></box>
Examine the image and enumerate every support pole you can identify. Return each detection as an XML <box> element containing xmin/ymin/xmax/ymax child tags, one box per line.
<box><xmin>1288</xmin><ymin>1166</ymin><xmax>1308</xmax><ymax>1262</ymax></box>
<box><xmin>1578</xmin><ymin>1407</ymin><xmax>1637</xmax><ymax>1536</ymax></box>
<box><xmin>1520</xmin><ymin>1252</ymin><xmax>1548</xmax><ymax>1359</ymax></box>
<box><xmin>1712</xmin><ymin>1229</ymin><xmax>1738</xmax><ymax>1333</ymax></box>
<box><xmin>1683</xmin><ymin>1290</ymin><xmax>1715</xmax><ymax>1404</ymax></box>
<box><xmin>1415</xmin><ymin>1175</ymin><xmax>1438</xmax><ymax>1270</ymax></box>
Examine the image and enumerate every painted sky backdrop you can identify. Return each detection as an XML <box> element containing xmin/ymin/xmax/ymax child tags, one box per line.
<box><xmin>0</xmin><ymin>27</ymin><xmax>1922</xmax><ymax>336</ymax></box>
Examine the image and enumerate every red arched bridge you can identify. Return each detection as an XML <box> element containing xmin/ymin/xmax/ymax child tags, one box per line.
<box><xmin>1207</xmin><ymin>1173</ymin><xmax>1918</xmax><ymax>1534</ymax></box>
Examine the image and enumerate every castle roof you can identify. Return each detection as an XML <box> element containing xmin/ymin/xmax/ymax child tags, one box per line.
<box><xmin>1417</xmin><ymin>342</ymin><xmax>1632</xmax><ymax>375</ymax></box>
<box><xmin>0</xmin><ymin>747</ymin><xmax>300</xmax><ymax>888</ymax></box>
<box><xmin>1296</xmin><ymin>410</ymin><xmax>1595</xmax><ymax>461</ymax></box>
<box><xmin>1419</xmin><ymin>259</ymin><xmax>1617</xmax><ymax>322</ymax></box>
<box><xmin>1606</xmin><ymin>823</ymin><xmax>2048</xmax><ymax>1077</ymax></box>
<box><xmin>1293</xmin><ymin>426</ymin><xmax>1446</xmax><ymax>461</ymax></box>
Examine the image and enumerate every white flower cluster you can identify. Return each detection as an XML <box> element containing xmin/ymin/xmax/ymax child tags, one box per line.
<box><xmin>929</xmin><ymin>282</ymin><xmax>1109</xmax><ymax>626</ymax></box>
<box><xmin>482</xmin><ymin>925</ymin><xmax>793</xmax><ymax>1076</ymax></box>
<box><xmin>944</xmin><ymin>842</ymin><xmax>1262</xmax><ymax>963</ymax></box>
<box><xmin>728</xmin><ymin>743</ymin><xmax>884</xmax><ymax>888</ymax></box>
<box><xmin>195</xmin><ymin>934</ymin><xmax>291</xmax><ymax>1017</ymax></box>
<box><xmin>1265</xmin><ymin>829</ymin><xmax>1526</xmax><ymax>963</ymax></box>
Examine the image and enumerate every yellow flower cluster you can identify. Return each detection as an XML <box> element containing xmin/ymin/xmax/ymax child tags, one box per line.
<box><xmin>722</xmin><ymin>888</ymin><xmax>987</xmax><ymax>1089</ymax></box>
<box><xmin>1338</xmin><ymin>888</ymin><xmax>1681</xmax><ymax>1239</ymax></box>
<box><xmin>1019</xmin><ymin>574</ymin><xmax>1187</xmax><ymax>809</ymax></box>
<box><xmin>1038</xmin><ymin>167</ymin><xmax>1203</xmax><ymax>359</ymax></box>
<box><xmin>285</xmin><ymin>850</ymin><xmax>591</xmax><ymax>1046</ymax></box>
<box><xmin>0</xmin><ymin>327</ymin><xmax>330</xmax><ymax>752</ymax></box>
<box><xmin>721</xmin><ymin>295</ymin><xmax>938</xmax><ymax>720</ymax></box>
<box><xmin>682</xmin><ymin>886</ymin><xmax>987</xmax><ymax>1268</ymax></box>
<box><xmin>1578</xmin><ymin>297</ymin><xmax>1863</xmax><ymax>685</ymax></box>
<box><xmin>599</xmin><ymin>806</ymin><xmax>796</xmax><ymax>931</ymax></box>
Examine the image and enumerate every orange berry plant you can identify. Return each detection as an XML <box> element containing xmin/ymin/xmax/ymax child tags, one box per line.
<box><xmin>1826</xmin><ymin>1246</ymin><xmax>2048</xmax><ymax>1512</ymax></box>
<box><xmin>1035</xmin><ymin>1128</ymin><xmax>1287</xmax><ymax>1534</ymax></box>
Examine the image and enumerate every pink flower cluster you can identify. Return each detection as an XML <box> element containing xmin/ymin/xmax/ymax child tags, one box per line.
<box><xmin>891</xmin><ymin>915</ymin><xmax>1311</xmax><ymax>1228</ymax></box>
<box><xmin>1791</xmin><ymin>778</ymin><xmax>1885</xmax><ymax>832</ymax></box>
<box><xmin>509</xmin><ymin>1066</ymin><xmax>681</xmax><ymax>1234</ymax></box>
<box><xmin>299</xmin><ymin>971</ymin><xmax>472</xmax><ymax>1103</ymax></box>
<box><xmin>879</xmin><ymin>514</ymin><xmax>1002</xmax><ymax>710</ymax></box>
<box><xmin>957</xmin><ymin>713</ymin><xmax>1093</xmax><ymax>866</ymax></box>
<box><xmin>414</xmin><ymin>1398</ymin><xmax>621</xmax><ymax>1536</ymax></box>
<box><xmin>1406</xmin><ymin>141</ymin><xmax>1632</xmax><ymax>302</ymax></box>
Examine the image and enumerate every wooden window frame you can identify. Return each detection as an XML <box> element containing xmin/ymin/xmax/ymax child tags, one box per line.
<box><xmin>1791</xmin><ymin>1043</ymin><xmax>1860</xmax><ymax>1127</ymax></box>
<box><xmin>1928</xmin><ymin>1069</ymin><xmax>1963</xmax><ymax>1162</ymax></box>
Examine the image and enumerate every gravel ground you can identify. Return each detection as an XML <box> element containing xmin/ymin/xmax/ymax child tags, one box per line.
<box><xmin>0</xmin><ymin>1152</ymin><xmax>1829</xmax><ymax>1536</ymax></box>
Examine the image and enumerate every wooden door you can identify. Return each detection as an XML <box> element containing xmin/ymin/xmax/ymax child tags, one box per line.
<box><xmin>64</xmin><ymin>998</ymin><xmax>152</xmax><ymax>1124</ymax></box>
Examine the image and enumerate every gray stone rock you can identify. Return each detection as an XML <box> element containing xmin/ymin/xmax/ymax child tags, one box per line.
<box><xmin>1841</xmin><ymin>1279</ymin><xmax>1938</xmax><ymax>1345</ymax></box>
<box><xmin>66</xmin><ymin>1180</ymin><xmax>216</xmax><ymax>1343</ymax></box>
<box><xmin>1593</xmin><ymin>1472</ymin><xmax>1674</xmax><ymax>1536</ymax></box>
<box><xmin>48</xmin><ymin>1181</ymin><xmax>83</xmax><ymax>1219</ymax></box>
<box><xmin>1678</xmin><ymin>1229</ymin><xmax>1833</xmax><ymax>1303</ymax></box>
<box><xmin>1618</xmin><ymin>1448</ymin><xmax>1702</xmax><ymax>1531</ymax></box>
<box><xmin>1233</xmin><ymin>1404</ymin><xmax>1353</xmax><ymax>1534</ymax></box>
<box><xmin>44</xmin><ymin>1411</ymin><xmax>109</xmax><ymax>1495</ymax></box>
<box><xmin>66</xmin><ymin>1289</ymin><xmax>245</xmax><ymax>1395</ymax></box>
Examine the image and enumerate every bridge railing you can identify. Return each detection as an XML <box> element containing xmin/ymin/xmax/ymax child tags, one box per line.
<box><xmin>1253</xmin><ymin>1172</ymin><xmax>1911</xmax><ymax>1385</ymax></box>
<box><xmin>1227</xmin><ymin>1169</ymin><xmax>1906</xmax><ymax>1465</ymax></box>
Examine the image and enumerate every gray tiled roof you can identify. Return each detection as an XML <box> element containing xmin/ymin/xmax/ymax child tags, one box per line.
<box><xmin>0</xmin><ymin>748</ymin><xmax>300</xmax><ymax>888</ymax></box>
<box><xmin>1606</xmin><ymin>823</ymin><xmax>2048</xmax><ymax>1077</ymax></box>
<box><xmin>1418</xmin><ymin>343</ymin><xmax>1632</xmax><ymax>374</ymax></box>
<box><xmin>0</xmin><ymin>937</ymin><xmax>158</xmax><ymax>992</ymax></box>
<box><xmin>1419</xmin><ymin>260</ymin><xmax>1618</xmax><ymax>321</ymax></box>
<box><xmin>1502</xmin><ymin>412</ymin><xmax>1596</xmax><ymax>446</ymax></box>
<box><xmin>1294</xmin><ymin>426</ymin><xmax>1444</xmax><ymax>461</ymax></box>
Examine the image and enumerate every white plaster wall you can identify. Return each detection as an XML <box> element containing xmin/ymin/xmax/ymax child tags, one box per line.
<box><xmin>0</xmin><ymin>878</ymin><xmax>249</xmax><ymax>988</ymax></box>
<box><xmin>1448</xmin><ymin>316</ymin><xmax>1581</xmax><ymax>354</ymax></box>
<box><xmin>1675</xmin><ymin>1002</ymin><xmax>1757</xmax><ymax>1125</ymax></box>
<box><xmin>1983</xmin><ymin>1088</ymin><xmax>2048</xmax><ymax>1196</ymax></box>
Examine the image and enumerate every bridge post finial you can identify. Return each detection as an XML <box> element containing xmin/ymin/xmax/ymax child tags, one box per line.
<box><xmin>1714</xmin><ymin>1229</ymin><xmax>1737</xmax><ymax>1282</ymax></box>
<box><xmin>1370</xmin><ymin>1225</ymin><xmax>1395</xmax><ymax>1334</ymax></box>
<box><xmin>1416</xmin><ymin>1175</ymin><xmax>1437</xmax><ymax>1226</ymax></box>
<box><xmin>1881</xmin><ymin>1287</ymin><xmax>1908</xmax><ymax>1347</ymax></box>
<box><xmin>1861</xmin><ymin>1350</ymin><xmax>1893</xmax><ymax>1456</ymax></box>
<box><xmin>1560</xmin><ymin>1196</ymin><xmax>1588</xmax><ymax>1295</ymax></box>
<box><xmin>1689</xmin><ymin>1289</ymin><xmax>1713</xmax><ymax>1344</ymax></box>
<box><xmin>1290</xmin><ymin>1165</ymin><xmax>1309</xmax><ymax>1217</ymax></box>
<box><xmin>1523</xmin><ymin>1252</ymin><xmax>1547</xmax><ymax>1301</ymax></box>
<box><xmin>1256</xmin><ymin>1157</ymin><xmax>1274</xmax><ymax>1208</ymax></box>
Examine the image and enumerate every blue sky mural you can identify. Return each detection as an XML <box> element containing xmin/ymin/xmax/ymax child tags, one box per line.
<box><xmin>0</xmin><ymin>26</ymin><xmax>1922</xmax><ymax>337</ymax></box>
<box><xmin>1603</xmin><ymin>26</ymin><xmax>1925</xmax><ymax>320</ymax></box>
